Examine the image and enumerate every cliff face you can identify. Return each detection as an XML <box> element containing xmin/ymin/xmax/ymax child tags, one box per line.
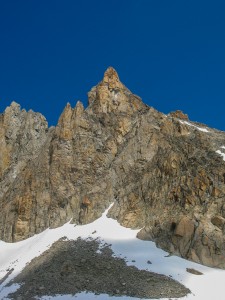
<box><xmin>0</xmin><ymin>67</ymin><xmax>225</xmax><ymax>268</ymax></box>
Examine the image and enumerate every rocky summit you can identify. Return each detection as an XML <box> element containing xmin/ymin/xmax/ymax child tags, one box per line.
<box><xmin>0</xmin><ymin>67</ymin><xmax>225</xmax><ymax>268</ymax></box>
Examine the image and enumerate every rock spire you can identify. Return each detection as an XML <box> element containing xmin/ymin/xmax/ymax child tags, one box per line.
<box><xmin>88</xmin><ymin>67</ymin><xmax>146</xmax><ymax>114</ymax></box>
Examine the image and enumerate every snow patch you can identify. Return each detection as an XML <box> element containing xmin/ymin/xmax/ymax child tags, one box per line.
<box><xmin>40</xmin><ymin>293</ymin><xmax>165</xmax><ymax>300</ymax></box>
<box><xmin>179</xmin><ymin>120</ymin><xmax>209</xmax><ymax>132</ymax></box>
<box><xmin>216</xmin><ymin>146</ymin><xmax>225</xmax><ymax>161</ymax></box>
<box><xmin>216</xmin><ymin>150</ymin><xmax>225</xmax><ymax>161</ymax></box>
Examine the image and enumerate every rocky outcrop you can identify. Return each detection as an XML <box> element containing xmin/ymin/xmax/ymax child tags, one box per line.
<box><xmin>0</xmin><ymin>67</ymin><xmax>225</xmax><ymax>268</ymax></box>
<box><xmin>169</xmin><ymin>110</ymin><xmax>189</xmax><ymax>120</ymax></box>
<box><xmin>0</xmin><ymin>102</ymin><xmax>48</xmax><ymax>178</ymax></box>
<box><xmin>88</xmin><ymin>67</ymin><xmax>145</xmax><ymax>115</ymax></box>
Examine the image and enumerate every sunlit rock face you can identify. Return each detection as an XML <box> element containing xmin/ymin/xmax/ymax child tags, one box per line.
<box><xmin>88</xmin><ymin>67</ymin><xmax>145</xmax><ymax>114</ymax></box>
<box><xmin>0</xmin><ymin>67</ymin><xmax>225</xmax><ymax>269</ymax></box>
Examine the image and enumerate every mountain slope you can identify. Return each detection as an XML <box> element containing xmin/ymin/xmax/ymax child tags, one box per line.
<box><xmin>0</xmin><ymin>67</ymin><xmax>225</xmax><ymax>268</ymax></box>
<box><xmin>1</xmin><ymin>206</ymin><xmax>225</xmax><ymax>300</ymax></box>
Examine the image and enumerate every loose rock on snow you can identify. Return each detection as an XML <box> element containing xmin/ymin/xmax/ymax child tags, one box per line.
<box><xmin>8</xmin><ymin>238</ymin><xmax>190</xmax><ymax>299</ymax></box>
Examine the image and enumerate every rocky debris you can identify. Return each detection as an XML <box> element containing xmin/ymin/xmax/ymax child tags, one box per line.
<box><xmin>0</xmin><ymin>67</ymin><xmax>225</xmax><ymax>268</ymax></box>
<box><xmin>186</xmin><ymin>268</ymin><xmax>203</xmax><ymax>275</ymax></box>
<box><xmin>8</xmin><ymin>238</ymin><xmax>190</xmax><ymax>300</ymax></box>
<box><xmin>0</xmin><ymin>268</ymin><xmax>14</xmax><ymax>285</ymax></box>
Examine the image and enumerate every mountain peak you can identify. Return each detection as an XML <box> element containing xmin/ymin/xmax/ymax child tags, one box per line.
<box><xmin>88</xmin><ymin>67</ymin><xmax>146</xmax><ymax>114</ymax></box>
<box><xmin>102</xmin><ymin>67</ymin><xmax>123</xmax><ymax>90</ymax></box>
<box><xmin>103</xmin><ymin>66</ymin><xmax>118</xmax><ymax>79</ymax></box>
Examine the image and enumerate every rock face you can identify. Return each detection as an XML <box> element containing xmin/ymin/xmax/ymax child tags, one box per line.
<box><xmin>0</xmin><ymin>67</ymin><xmax>225</xmax><ymax>268</ymax></box>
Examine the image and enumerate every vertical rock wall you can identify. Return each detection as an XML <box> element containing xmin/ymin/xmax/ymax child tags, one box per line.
<box><xmin>0</xmin><ymin>67</ymin><xmax>225</xmax><ymax>268</ymax></box>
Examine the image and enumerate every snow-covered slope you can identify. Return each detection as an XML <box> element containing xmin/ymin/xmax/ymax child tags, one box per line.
<box><xmin>1</xmin><ymin>204</ymin><xmax>225</xmax><ymax>300</ymax></box>
<box><xmin>179</xmin><ymin>120</ymin><xmax>210</xmax><ymax>132</ymax></box>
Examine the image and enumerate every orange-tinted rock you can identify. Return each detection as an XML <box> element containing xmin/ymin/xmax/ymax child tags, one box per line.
<box><xmin>169</xmin><ymin>110</ymin><xmax>189</xmax><ymax>120</ymax></box>
<box><xmin>88</xmin><ymin>66</ymin><xmax>146</xmax><ymax>114</ymax></box>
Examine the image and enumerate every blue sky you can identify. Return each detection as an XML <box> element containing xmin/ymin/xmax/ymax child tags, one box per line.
<box><xmin>0</xmin><ymin>0</ymin><xmax>225</xmax><ymax>130</ymax></box>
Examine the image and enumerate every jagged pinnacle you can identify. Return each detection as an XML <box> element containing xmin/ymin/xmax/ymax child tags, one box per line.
<box><xmin>87</xmin><ymin>66</ymin><xmax>145</xmax><ymax>113</ymax></box>
<box><xmin>103</xmin><ymin>66</ymin><xmax>119</xmax><ymax>81</ymax></box>
<box><xmin>102</xmin><ymin>66</ymin><xmax>123</xmax><ymax>90</ymax></box>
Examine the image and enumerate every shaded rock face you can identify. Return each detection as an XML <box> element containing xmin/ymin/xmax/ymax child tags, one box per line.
<box><xmin>0</xmin><ymin>67</ymin><xmax>225</xmax><ymax>268</ymax></box>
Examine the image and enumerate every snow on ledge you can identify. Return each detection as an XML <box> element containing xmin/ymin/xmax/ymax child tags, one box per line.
<box><xmin>216</xmin><ymin>147</ymin><xmax>225</xmax><ymax>161</ymax></box>
<box><xmin>179</xmin><ymin>120</ymin><xmax>209</xmax><ymax>132</ymax></box>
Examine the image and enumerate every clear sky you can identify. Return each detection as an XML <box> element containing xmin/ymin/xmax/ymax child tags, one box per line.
<box><xmin>0</xmin><ymin>0</ymin><xmax>225</xmax><ymax>130</ymax></box>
